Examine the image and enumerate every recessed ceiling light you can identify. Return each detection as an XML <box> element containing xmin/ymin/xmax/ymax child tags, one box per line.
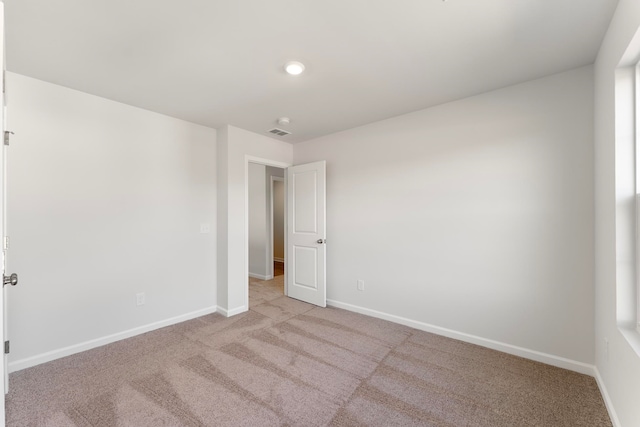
<box><xmin>284</xmin><ymin>61</ymin><xmax>305</xmax><ymax>75</ymax></box>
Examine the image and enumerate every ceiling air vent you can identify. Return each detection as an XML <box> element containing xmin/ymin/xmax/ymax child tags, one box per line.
<box><xmin>268</xmin><ymin>128</ymin><xmax>291</xmax><ymax>137</ymax></box>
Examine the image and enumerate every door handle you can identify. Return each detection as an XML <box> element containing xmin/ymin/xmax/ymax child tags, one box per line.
<box><xmin>3</xmin><ymin>273</ymin><xmax>17</xmax><ymax>287</ymax></box>
<box><xmin>316</xmin><ymin>239</ymin><xmax>326</xmax><ymax>244</ymax></box>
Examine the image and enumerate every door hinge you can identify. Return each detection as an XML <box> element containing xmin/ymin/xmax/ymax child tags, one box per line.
<box><xmin>3</xmin><ymin>236</ymin><xmax>8</xmax><ymax>250</ymax></box>
<box><xmin>4</xmin><ymin>341</ymin><xmax>9</xmax><ymax>355</ymax></box>
<box><xmin>4</xmin><ymin>130</ymin><xmax>14</xmax><ymax>146</ymax></box>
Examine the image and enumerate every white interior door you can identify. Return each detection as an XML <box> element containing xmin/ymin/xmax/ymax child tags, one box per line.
<box><xmin>286</xmin><ymin>161</ymin><xmax>326</xmax><ymax>307</ymax></box>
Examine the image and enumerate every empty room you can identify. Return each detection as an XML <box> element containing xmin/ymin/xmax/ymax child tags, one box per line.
<box><xmin>0</xmin><ymin>0</ymin><xmax>637</xmax><ymax>426</ymax></box>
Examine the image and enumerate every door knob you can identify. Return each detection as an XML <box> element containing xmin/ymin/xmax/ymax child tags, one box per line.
<box><xmin>317</xmin><ymin>239</ymin><xmax>326</xmax><ymax>244</ymax></box>
<box><xmin>3</xmin><ymin>273</ymin><xmax>17</xmax><ymax>287</ymax></box>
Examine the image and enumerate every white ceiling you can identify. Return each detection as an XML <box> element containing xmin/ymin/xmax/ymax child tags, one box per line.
<box><xmin>4</xmin><ymin>0</ymin><xmax>617</xmax><ymax>143</ymax></box>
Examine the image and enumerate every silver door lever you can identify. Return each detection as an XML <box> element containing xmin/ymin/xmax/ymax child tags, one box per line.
<box><xmin>3</xmin><ymin>273</ymin><xmax>17</xmax><ymax>287</ymax></box>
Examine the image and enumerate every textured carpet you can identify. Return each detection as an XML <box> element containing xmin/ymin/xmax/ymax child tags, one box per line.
<box><xmin>6</xmin><ymin>276</ymin><xmax>612</xmax><ymax>426</ymax></box>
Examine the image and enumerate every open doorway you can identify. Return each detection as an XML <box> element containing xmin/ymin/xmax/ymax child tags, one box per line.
<box><xmin>248</xmin><ymin>162</ymin><xmax>286</xmax><ymax>307</ymax></box>
<box><xmin>272</xmin><ymin>176</ymin><xmax>285</xmax><ymax>278</ymax></box>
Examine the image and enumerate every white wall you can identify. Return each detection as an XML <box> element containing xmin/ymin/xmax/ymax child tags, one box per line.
<box><xmin>294</xmin><ymin>66</ymin><xmax>595</xmax><ymax>368</ymax></box>
<box><xmin>594</xmin><ymin>0</ymin><xmax>640</xmax><ymax>425</ymax></box>
<box><xmin>217</xmin><ymin>125</ymin><xmax>292</xmax><ymax>315</ymax></box>
<box><xmin>248</xmin><ymin>163</ymin><xmax>268</xmax><ymax>278</ymax></box>
<box><xmin>6</xmin><ymin>73</ymin><xmax>218</xmax><ymax>370</ymax></box>
<box><xmin>216</xmin><ymin>126</ymin><xmax>230</xmax><ymax>312</ymax></box>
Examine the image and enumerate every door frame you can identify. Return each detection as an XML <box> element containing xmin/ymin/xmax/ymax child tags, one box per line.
<box><xmin>244</xmin><ymin>156</ymin><xmax>291</xmax><ymax>310</ymax></box>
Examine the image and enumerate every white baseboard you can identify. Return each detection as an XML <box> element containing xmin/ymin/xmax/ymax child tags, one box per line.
<box><xmin>273</xmin><ymin>257</ymin><xmax>285</xmax><ymax>263</ymax></box>
<box><xmin>248</xmin><ymin>272</ymin><xmax>271</xmax><ymax>280</ymax></box>
<box><xmin>217</xmin><ymin>305</ymin><xmax>247</xmax><ymax>317</ymax></box>
<box><xmin>326</xmin><ymin>299</ymin><xmax>596</xmax><ymax>376</ymax></box>
<box><xmin>594</xmin><ymin>367</ymin><xmax>622</xmax><ymax>427</ymax></box>
<box><xmin>9</xmin><ymin>306</ymin><xmax>218</xmax><ymax>373</ymax></box>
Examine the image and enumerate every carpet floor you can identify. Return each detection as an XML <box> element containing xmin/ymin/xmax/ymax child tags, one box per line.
<box><xmin>6</xmin><ymin>276</ymin><xmax>612</xmax><ymax>426</ymax></box>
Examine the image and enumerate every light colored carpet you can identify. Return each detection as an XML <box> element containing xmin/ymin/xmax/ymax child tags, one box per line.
<box><xmin>6</xmin><ymin>276</ymin><xmax>612</xmax><ymax>426</ymax></box>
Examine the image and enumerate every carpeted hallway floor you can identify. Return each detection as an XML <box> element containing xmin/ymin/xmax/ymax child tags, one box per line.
<box><xmin>5</xmin><ymin>275</ymin><xmax>612</xmax><ymax>426</ymax></box>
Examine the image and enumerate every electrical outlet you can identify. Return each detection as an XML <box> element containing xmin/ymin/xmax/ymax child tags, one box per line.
<box><xmin>136</xmin><ymin>292</ymin><xmax>145</xmax><ymax>306</ymax></box>
<box><xmin>357</xmin><ymin>279</ymin><xmax>365</xmax><ymax>291</ymax></box>
<box><xmin>200</xmin><ymin>223</ymin><xmax>211</xmax><ymax>234</ymax></box>
<box><xmin>604</xmin><ymin>338</ymin><xmax>609</xmax><ymax>362</ymax></box>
